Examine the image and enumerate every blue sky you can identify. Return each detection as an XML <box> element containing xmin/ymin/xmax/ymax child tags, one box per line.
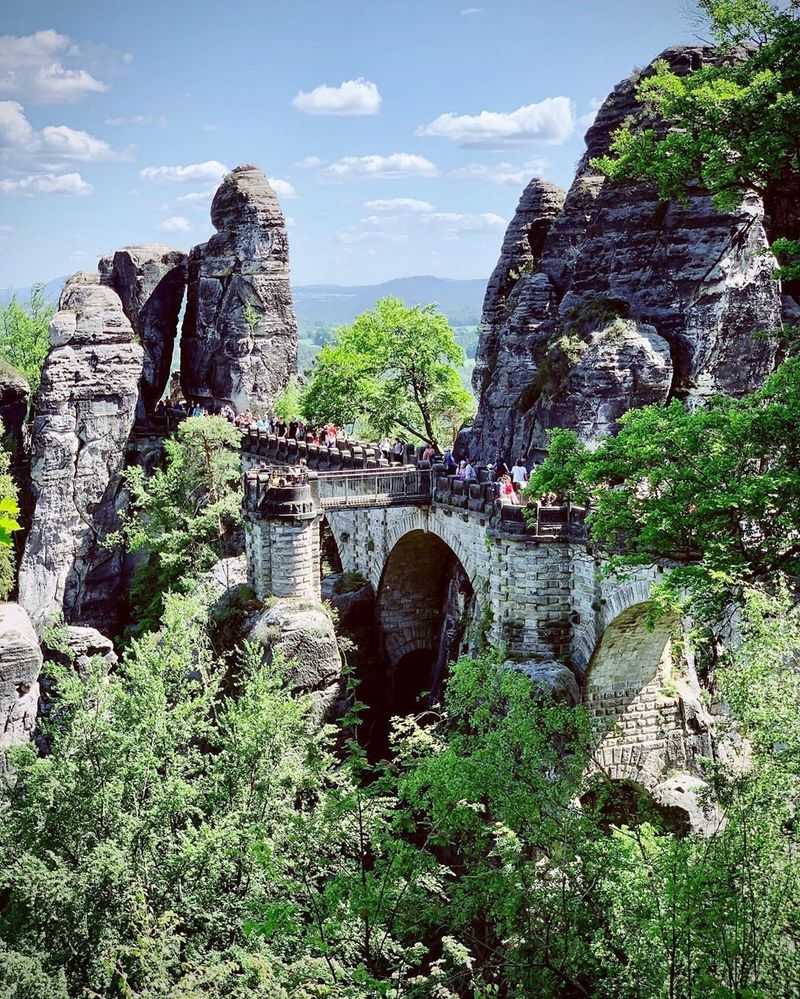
<box><xmin>0</xmin><ymin>1</ymin><xmax>701</xmax><ymax>289</ymax></box>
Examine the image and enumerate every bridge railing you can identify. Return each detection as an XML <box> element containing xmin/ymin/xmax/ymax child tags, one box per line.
<box><xmin>318</xmin><ymin>466</ymin><xmax>431</xmax><ymax>510</ymax></box>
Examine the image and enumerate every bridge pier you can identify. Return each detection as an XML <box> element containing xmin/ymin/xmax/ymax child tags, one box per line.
<box><xmin>243</xmin><ymin>467</ymin><xmax>321</xmax><ymax>602</ymax></box>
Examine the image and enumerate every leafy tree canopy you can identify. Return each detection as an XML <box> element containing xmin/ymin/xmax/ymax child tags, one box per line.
<box><xmin>301</xmin><ymin>297</ymin><xmax>474</xmax><ymax>448</ymax></box>
<box><xmin>525</xmin><ymin>358</ymin><xmax>800</xmax><ymax>610</ymax></box>
<box><xmin>592</xmin><ymin>0</ymin><xmax>800</xmax><ymax>281</ymax></box>
<box><xmin>0</xmin><ymin>421</ymin><xmax>20</xmax><ymax>599</ymax></box>
<box><xmin>111</xmin><ymin>415</ymin><xmax>242</xmax><ymax>633</ymax></box>
<box><xmin>0</xmin><ymin>286</ymin><xmax>53</xmax><ymax>398</ymax></box>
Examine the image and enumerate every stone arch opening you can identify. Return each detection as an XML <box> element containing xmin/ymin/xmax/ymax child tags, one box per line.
<box><xmin>584</xmin><ymin>602</ymin><xmax>688</xmax><ymax>792</ymax></box>
<box><xmin>580</xmin><ymin>778</ymin><xmax>691</xmax><ymax>837</ymax></box>
<box><xmin>319</xmin><ymin>515</ymin><xmax>343</xmax><ymax>578</ymax></box>
<box><xmin>376</xmin><ymin>529</ymin><xmax>475</xmax><ymax>717</ymax></box>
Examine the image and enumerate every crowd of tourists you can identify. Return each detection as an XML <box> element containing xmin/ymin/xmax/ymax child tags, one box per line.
<box><xmin>159</xmin><ymin>398</ymin><xmax>554</xmax><ymax>507</ymax></box>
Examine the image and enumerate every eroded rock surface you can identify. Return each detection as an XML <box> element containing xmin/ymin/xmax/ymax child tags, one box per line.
<box><xmin>181</xmin><ymin>165</ymin><xmax>297</xmax><ymax>414</ymax></box>
<box><xmin>99</xmin><ymin>245</ymin><xmax>187</xmax><ymax>417</ymax></box>
<box><xmin>0</xmin><ymin>602</ymin><xmax>42</xmax><ymax>772</ymax></box>
<box><xmin>18</xmin><ymin>273</ymin><xmax>143</xmax><ymax>633</ymax></box>
<box><xmin>467</xmin><ymin>46</ymin><xmax>782</xmax><ymax>462</ymax></box>
<box><xmin>506</xmin><ymin>658</ymin><xmax>580</xmax><ymax>706</ymax></box>
<box><xmin>248</xmin><ymin>598</ymin><xmax>342</xmax><ymax>721</ymax></box>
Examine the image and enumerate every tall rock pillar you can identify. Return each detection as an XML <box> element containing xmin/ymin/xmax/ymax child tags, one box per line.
<box><xmin>181</xmin><ymin>164</ymin><xmax>298</xmax><ymax>415</ymax></box>
<box><xmin>18</xmin><ymin>273</ymin><xmax>143</xmax><ymax>633</ymax></box>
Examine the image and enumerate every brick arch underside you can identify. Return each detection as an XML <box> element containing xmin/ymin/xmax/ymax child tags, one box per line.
<box><xmin>584</xmin><ymin>603</ymin><xmax>688</xmax><ymax>791</ymax></box>
<box><xmin>377</xmin><ymin>529</ymin><xmax>474</xmax><ymax>668</ymax></box>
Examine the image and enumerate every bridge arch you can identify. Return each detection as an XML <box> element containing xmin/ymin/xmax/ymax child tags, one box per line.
<box><xmin>376</xmin><ymin>528</ymin><xmax>477</xmax><ymax>713</ymax></box>
<box><xmin>583</xmin><ymin>600</ymin><xmax>686</xmax><ymax>790</ymax></box>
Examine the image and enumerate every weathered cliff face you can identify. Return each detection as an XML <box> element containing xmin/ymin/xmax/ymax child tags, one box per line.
<box><xmin>18</xmin><ymin>273</ymin><xmax>143</xmax><ymax>633</ymax></box>
<box><xmin>181</xmin><ymin>165</ymin><xmax>297</xmax><ymax>414</ymax></box>
<box><xmin>0</xmin><ymin>602</ymin><xmax>42</xmax><ymax>773</ymax></box>
<box><xmin>99</xmin><ymin>245</ymin><xmax>187</xmax><ymax>418</ymax></box>
<box><xmin>468</xmin><ymin>46</ymin><xmax>782</xmax><ymax>463</ymax></box>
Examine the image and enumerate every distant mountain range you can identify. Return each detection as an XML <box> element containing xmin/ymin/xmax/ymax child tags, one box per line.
<box><xmin>1</xmin><ymin>275</ymin><xmax>487</xmax><ymax>328</ymax></box>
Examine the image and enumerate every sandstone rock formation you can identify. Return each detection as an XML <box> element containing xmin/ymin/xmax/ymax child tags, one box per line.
<box><xmin>248</xmin><ymin>599</ymin><xmax>342</xmax><ymax>721</ymax></box>
<box><xmin>43</xmin><ymin>624</ymin><xmax>118</xmax><ymax>673</ymax></box>
<box><xmin>18</xmin><ymin>273</ymin><xmax>143</xmax><ymax>633</ymax></box>
<box><xmin>468</xmin><ymin>46</ymin><xmax>782</xmax><ymax>463</ymax></box>
<box><xmin>181</xmin><ymin>165</ymin><xmax>297</xmax><ymax>414</ymax></box>
<box><xmin>99</xmin><ymin>245</ymin><xmax>187</xmax><ymax>418</ymax></box>
<box><xmin>0</xmin><ymin>602</ymin><xmax>42</xmax><ymax>772</ymax></box>
<box><xmin>506</xmin><ymin>658</ymin><xmax>580</xmax><ymax>706</ymax></box>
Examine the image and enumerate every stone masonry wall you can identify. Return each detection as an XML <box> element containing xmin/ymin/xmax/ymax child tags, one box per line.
<box><xmin>245</xmin><ymin>517</ymin><xmax>320</xmax><ymax>601</ymax></box>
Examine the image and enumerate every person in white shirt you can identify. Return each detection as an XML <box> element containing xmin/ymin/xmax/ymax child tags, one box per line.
<box><xmin>511</xmin><ymin>458</ymin><xmax>528</xmax><ymax>486</ymax></box>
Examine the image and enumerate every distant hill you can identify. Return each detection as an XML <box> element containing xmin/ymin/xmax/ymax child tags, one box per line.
<box><xmin>293</xmin><ymin>276</ymin><xmax>487</xmax><ymax>327</ymax></box>
<box><xmin>1</xmin><ymin>274</ymin><xmax>487</xmax><ymax>328</ymax></box>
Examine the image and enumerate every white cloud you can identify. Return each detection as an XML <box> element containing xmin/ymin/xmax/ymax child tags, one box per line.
<box><xmin>177</xmin><ymin>188</ymin><xmax>214</xmax><ymax>203</ymax></box>
<box><xmin>449</xmin><ymin>158</ymin><xmax>548</xmax><ymax>186</ymax></box>
<box><xmin>0</xmin><ymin>30</ymin><xmax>108</xmax><ymax>104</ymax></box>
<box><xmin>578</xmin><ymin>98</ymin><xmax>603</xmax><ymax>131</ymax></box>
<box><xmin>364</xmin><ymin>197</ymin><xmax>435</xmax><ymax>213</ymax></box>
<box><xmin>0</xmin><ymin>171</ymin><xmax>92</xmax><ymax>195</ymax></box>
<box><xmin>105</xmin><ymin>113</ymin><xmax>166</xmax><ymax>127</ymax></box>
<box><xmin>40</xmin><ymin>124</ymin><xmax>114</xmax><ymax>160</ymax></box>
<box><xmin>0</xmin><ymin>100</ymin><xmax>118</xmax><ymax>163</ymax></box>
<box><xmin>324</xmin><ymin>153</ymin><xmax>438</xmax><ymax>179</ymax></box>
<box><xmin>159</xmin><ymin>215</ymin><xmax>191</xmax><ymax>232</ymax></box>
<box><xmin>297</xmin><ymin>155</ymin><xmax>323</xmax><ymax>168</ymax></box>
<box><xmin>0</xmin><ymin>101</ymin><xmax>35</xmax><ymax>147</ymax></box>
<box><xmin>292</xmin><ymin>78</ymin><xmax>381</xmax><ymax>116</ymax></box>
<box><xmin>336</xmin><ymin>228</ymin><xmax>407</xmax><ymax>246</ymax></box>
<box><xmin>417</xmin><ymin>96</ymin><xmax>574</xmax><ymax>147</ymax></box>
<box><xmin>460</xmin><ymin>7</ymin><xmax>483</xmax><ymax>13</ymax></box>
<box><xmin>421</xmin><ymin>211</ymin><xmax>507</xmax><ymax>236</ymax></box>
<box><xmin>268</xmin><ymin>177</ymin><xmax>297</xmax><ymax>199</ymax></box>
<box><xmin>141</xmin><ymin>160</ymin><xmax>228</xmax><ymax>183</ymax></box>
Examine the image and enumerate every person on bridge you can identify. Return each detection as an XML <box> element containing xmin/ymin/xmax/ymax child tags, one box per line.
<box><xmin>443</xmin><ymin>449</ymin><xmax>457</xmax><ymax>474</ymax></box>
<box><xmin>421</xmin><ymin>444</ymin><xmax>435</xmax><ymax>463</ymax></box>
<box><xmin>463</xmin><ymin>460</ymin><xmax>477</xmax><ymax>483</ymax></box>
<box><xmin>499</xmin><ymin>474</ymin><xmax>520</xmax><ymax>505</ymax></box>
<box><xmin>511</xmin><ymin>458</ymin><xmax>528</xmax><ymax>486</ymax></box>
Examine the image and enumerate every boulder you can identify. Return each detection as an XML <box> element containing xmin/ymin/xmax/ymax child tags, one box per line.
<box><xmin>468</xmin><ymin>46</ymin><xmax>782</xmax><ymax>463</ymax></box>
<box><xmin>0</xmin><ymin>602</ymin><xmax>42</xmax><ymax>772</ymax></box>
<box><xmin>247</xmin><ymin>598</ymin><xmax>342</xmax><ymax>721</ymax></box>
<box><xmin>99</xmin><ymin>245</ymin><xmax>187</xmax><ymax>418</ymax></box>
<box><xmin>505</xmin><ymin>658</ymin><xmax>580</xmax><ymax>706</ymax></box>
<box><xmin>42</xmin><ymin>624</ymin><xmax>117</xmax><ymax>673</ymax></box>
<box><xmin>321</xmin><ymin>572</ymin><xmax>375</xmax><ymax>629</ymax></box>
<box><xmin>652</xmin><ymin>774</ymin><xmax>723</xmax><ymax>838</ymax></box>
<box><xmin>181</xmin><ymin>165</ymin><xmax>298</xmax><ymax>414</ymax></box>
<box><xmin>18</xmin><ymin>273</ymin><xmax>143</xmax><ymax>633</ymax></box>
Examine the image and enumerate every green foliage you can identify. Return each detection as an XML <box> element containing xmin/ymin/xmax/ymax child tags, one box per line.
<box><xmin>242</xmin><ymin>301</ymin><xmax>261</xmax><ymax>334</ymax></box>
<box><xmin>0</xmin><ymin>592</ymin><xmax>330</xmax><ymax>998</ymax></box>
<box><xmin>273</xmin><ymin>374</ymin><xmax>303</xmax><ymax>423</ymax></box>
<box><xmin>525</xmin><ymin>358</ymin><xmax>800</xmax><ymax>611</ymax></box>
<box><xmin>592</xmin><ymin>1</ymin><xmax>800</xmax><ymax>274</ymax></box>
<box><xmin>0</xmin><ymin>421</ymin><xmax>20</xmax><ymax>598</ymax></box>
<box><xmin>301</xmin><ymin>297</ymin><xmax>475</xmax><ymax>447</ymax></box>
<box><xmin>0</xmin><ymin>285</ymin><xmax>53</xmax><ymax>398</ymax></box>
<box><xmin>111</xmin><ymin>415</ymin><xmax>242</xmax><ymax>633</ymax></box>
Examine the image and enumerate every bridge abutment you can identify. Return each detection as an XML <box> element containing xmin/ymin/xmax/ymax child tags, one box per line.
<box><xmin>243</xmin><ymin>467</ymin><xmax>321</xmax><ymax>602</ymax></box>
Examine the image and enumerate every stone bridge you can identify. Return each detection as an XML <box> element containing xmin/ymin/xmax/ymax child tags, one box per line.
<box><xmin>241</xmin><ymin>432</ymin><xmax>712</xmax><ymax>806</ymax></box>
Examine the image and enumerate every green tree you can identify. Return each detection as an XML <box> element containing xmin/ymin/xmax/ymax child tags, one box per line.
<box><xmin>273</xmin><ymin>374</ymin><xmax>302</xmax><ymax>423</ymax></box>
<box><xmin>301</xmin><ymin>297</ymin><xmax>474</xmax><ymax>448</ymax></box>
<box><xmin>525</xmin><ymin>358</ymin><xmax>800</xmax><ymax>612</ymax></box>
<box><xmin>112</xmin><ymin>415</ymin><xmax>242</xmax><ymax>633</ymax></box>
<box><xmin>0</xmin><ymin>420</ymin><xmax>21</xmax><ymax>598</ymax></box>
<box><xmin>0</xmin><ymin>286</ymin><xmax>53</xmax><ymax>398</ymax></box>
<box><xmin>592</xmin><ymin>0</ymin><xmax>800</xmax><ymax>281</ymax></box>
<box><xmin>0</xmin><ymin>593</ymin><xmax>332</xmax><ymax>998</ymax></box>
